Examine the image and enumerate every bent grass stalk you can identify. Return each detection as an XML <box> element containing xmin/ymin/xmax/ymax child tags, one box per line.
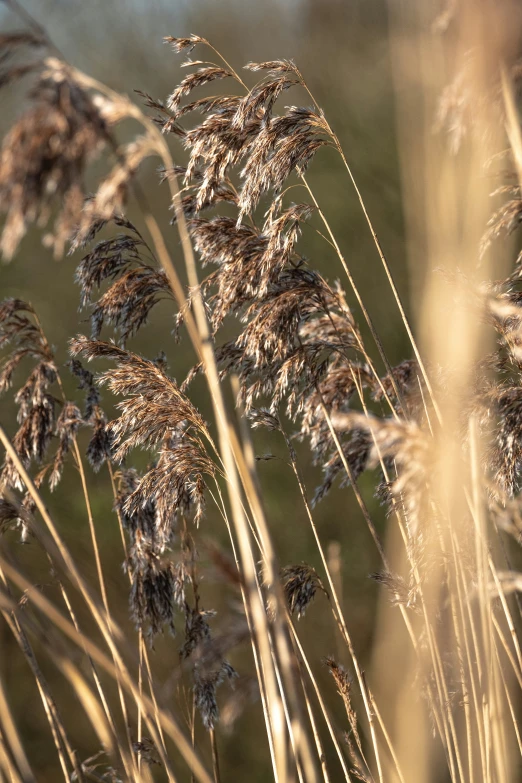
<box><xmin>0</xmin><ymin>9</ymin><xmax>521</xmax><ymax>783</ymax></box>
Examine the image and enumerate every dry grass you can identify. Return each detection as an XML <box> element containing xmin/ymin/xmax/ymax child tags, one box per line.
<box><xmin>0</xmin><ymin>0</ymin><xmax>522</xmax><ymax>781</ymax></box>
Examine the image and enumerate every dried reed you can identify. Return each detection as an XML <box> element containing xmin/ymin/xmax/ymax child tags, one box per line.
<box><xmin>0</xmin><ymin>1</ymin><xmax>522</xmax><ymax>781</ymax></box>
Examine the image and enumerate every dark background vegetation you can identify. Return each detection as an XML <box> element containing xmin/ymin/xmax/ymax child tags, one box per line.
<box><xmin>0</xmin><ymin>0</ymin><xmax>414</xmax><ymax>779</ymax></box>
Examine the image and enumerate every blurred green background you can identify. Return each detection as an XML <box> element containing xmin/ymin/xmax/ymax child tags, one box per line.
<box><xmin>0</xmin><ymin>0</ymin><xmax>415</xmax><ymax>780</ymax></box>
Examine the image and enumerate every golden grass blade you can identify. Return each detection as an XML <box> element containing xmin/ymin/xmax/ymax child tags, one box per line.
<box><xmin>60</xmin><ymin>658</ymin><xmax>116</xmax><ymax>758</ymax></box>
<box><xmin>0</xmin><ymin>558</ymin><xmax>212</xmax><ymax>783</ymax></box>
<box><xmin>0</xmin><ymin>668</ymin><xmax>35</xmax><ymax>782</ymax></box>
<box><xmin>0</xmin><ymin>737</ymin><xmax>23</xmax><ymax>783</ymax></box>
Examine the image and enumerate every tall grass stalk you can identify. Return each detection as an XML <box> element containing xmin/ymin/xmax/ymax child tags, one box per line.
<box><xmin>0</xmin><ymin>2</ymin><xmax>521</xmax><ymax>781</ymax></box>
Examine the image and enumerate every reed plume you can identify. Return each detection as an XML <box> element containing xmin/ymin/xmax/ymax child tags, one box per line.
<box><xmin>0</xmin><ymin>2</ymin><xmax>522</xmax><ymax>782</ymax></box>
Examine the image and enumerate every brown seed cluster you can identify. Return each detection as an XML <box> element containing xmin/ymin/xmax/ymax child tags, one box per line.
<box><xmin>0</xmin><ymin>54</ymin><xmax>108</xmax><ymax>259</ymax></box>
<box><xmin>2</xmin><ymin>20</ymin><xmax>522</xmax><ymax>767</ymax></box>
<box><xmin>281</xmin><ymin>563</ymin><xmax>326</xmax><ymax>618</ymax></box>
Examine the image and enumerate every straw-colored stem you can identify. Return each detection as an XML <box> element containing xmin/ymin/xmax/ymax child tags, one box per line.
<box><xmin>31</xmin><ymin>316</ymin><xmax>139</xmax><ymax>781</ymax></box>
<box><xmin>227</xmin><ymin>419</ymin><xmax>319</xmax><ymax>783</ymax></box>
<box><xmin>301</xmin><ymin>176</ymin><xmax>408</xmax><ymax>418</ymax></box>
<box><xmin>0</xmin><ymin>428</ymin><xmax>210</xmax><ymax>783</ymax></box>
<box><xmin>209</xmin><ymin>728</ymin><xmax>221</xmax><ymax>783</ymax></box>
<box><xmin>344</xmin><ymin>374</ymin><xmax>458</xmax><ymax>776</ymax></box>
<box><xmin>143</xmin><ymin>158</ymin><xmax>293</xmax><ymax>781</ymax></box>
<box><xmin>70</xmin><ymin>440</ymin><xmax>138</xmax><ymax>780</ymax></box>
<box><xmin>495</xmin><ymin>638</ymin><xmax>522</xmax><ymax>758</ymax></box>
<box><xmin>295</xmin><ymin>666</ymin><xmax>332</xmax><ymax>783</ymax></box>
<box><xmin>448</xmin><ymin>526</ymin><xmax>488</xmax><ymax>780</ymax></box>
<box><xmin>370</xmin><ymin>696</ymin><xmax>406</xmax><ymax>783</ymax></box>
<box><xmin>492</xmin><ymin>615</ymin><xmax>522</xmax><ymax>691</ymax></box>
<box><xmin>0</xmin><ymin>581</ymin><xmax>74</xmax><ymax>781</ymax></box>
<box><xmin>108</xmin><ymin>464</ymin><xmax>177</xmax><ymax>783</ymax></box>
<box><xmin>468</xmin><ymin>422</ymin><xmax>507</xmax><ymax>783</ymax></box>
<box><xmin>334</xmin><ymin>141</ymin><xmax>441</xmax><ymax>423</ymax></box>
<box><xmin>280</xmin><ymin>426</ymin><xmax>384</xmax><ymax>783</ymax></box>
<box><xmin>289</xmin><ymin>621</ymin><xmax>353</xmax><ymax>781</ymax></box>
<box><xmin>300</xmin><ymin>73</ymin><xmax>440</xmax><ymax>422</ymax></box>
<box><xmin>209</xmin><ymin>481</ymin><xmax>279</xmax><ymax>782</ymax></box>
<box><xmin>0</xmin><ymin>735</ymin><xmax>23</xmax><ymax>783</ymax></box>
<box><xmin>488</xmin><ymin>556</ymin><xmax>522</xmax><ymax>675</ymax></box>
<box><xmin>0</xmin><ymin>667</ymin><xmax>35</xmax><ymax>782</ymax></box>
